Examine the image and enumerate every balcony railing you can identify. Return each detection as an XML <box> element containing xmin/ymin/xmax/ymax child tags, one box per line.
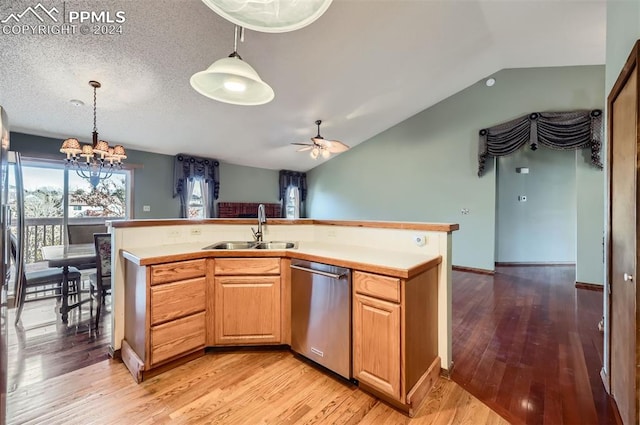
<box><xmin>22</xmin><ymin>217</ymin><xmax>108</xmax><ymax>264</ymax></box>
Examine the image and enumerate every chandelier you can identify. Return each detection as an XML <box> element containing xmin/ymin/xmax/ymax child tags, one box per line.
<box><xmin>60</xmin><ymin>80</ymin><xmax>126</xmax><ymax>188</ymax></box>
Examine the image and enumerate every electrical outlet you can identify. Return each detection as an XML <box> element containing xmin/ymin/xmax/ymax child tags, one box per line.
<box><xmin>461</xmin><ymin>208</ymin><xmax>470</xmax><ymax>215</ymax></box>
<box><xmin>168</xmin><ymin>229</ymin><xmax>181</xmax><ymax>238</ymax></box>
<box><xmin>190</xmin><ymin>228</ymin><xmax>202</xmax><ymax>236</ymax></box>
<box><xmin>143</xmin><ymin>205</ymin><xmax>151</xmax><ymax>212</ymax></box>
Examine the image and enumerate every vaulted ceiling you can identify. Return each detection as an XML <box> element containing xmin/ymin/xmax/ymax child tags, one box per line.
<box><xmin>0</xmin><ymin>0</ymin><xmax>606</xmax><ymax>171</ymax></box>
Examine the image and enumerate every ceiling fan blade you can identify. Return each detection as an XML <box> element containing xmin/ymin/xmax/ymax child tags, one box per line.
<box><xmin>323</xmin><ymin>140</ymin><xmax>350</xmax><ymax>153</ymax></box>
<box><xmin>296</xmin><ymin>146</ymin><xmax>313</xmax><ymax>152</ymax></box>
<box><xmin>291</xmin><ymin>142</ymin><xmax>312</xmax><ymax>146</ymax></box>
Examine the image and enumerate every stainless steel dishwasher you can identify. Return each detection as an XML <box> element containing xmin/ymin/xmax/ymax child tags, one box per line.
<box><xmin>290</xmin><ymin>259</ymin><xmax>352</xmax><ymax>380</ymax></box>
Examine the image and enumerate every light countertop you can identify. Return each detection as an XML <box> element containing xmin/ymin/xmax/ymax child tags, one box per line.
<box><xmin>121</xmin><ymin>241</ymin><xmax>441</xmax><ymax>279</ymax></box>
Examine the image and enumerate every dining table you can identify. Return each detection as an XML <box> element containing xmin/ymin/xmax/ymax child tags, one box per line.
<box><xmin>41</xmin><ymin>243</ymin><xmax>96</xmax><ymax>324</ymax></box>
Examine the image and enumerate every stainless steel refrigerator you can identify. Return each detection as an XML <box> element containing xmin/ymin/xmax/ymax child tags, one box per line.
<box><xmin>0</xmin><ymin>106</ymin><xmax>10</xmax><ymax>425</ymax></box>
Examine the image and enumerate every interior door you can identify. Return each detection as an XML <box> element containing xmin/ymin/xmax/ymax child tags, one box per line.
<box><xmin>609</xmin><ymin>49</ymin><xmax>639</xmax><ymax>425</ymax></box>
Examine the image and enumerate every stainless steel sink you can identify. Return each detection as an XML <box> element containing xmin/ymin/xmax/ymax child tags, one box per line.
<box><xmin>203</xmin><ymin>241</ymin><xmax>257</xmax><ymax>250</ymax></box>
<box><xmin>254</xmin><ymin>241</ymin><xmax>298</xmax><ymax>250</ymax></box>
<box><xmin>203</xmin><ymin>241</ymin><xmax>297</xmax><ymax>250</ymax></box>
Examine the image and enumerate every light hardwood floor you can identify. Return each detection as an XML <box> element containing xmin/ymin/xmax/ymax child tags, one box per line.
<box><xmin>9</xmin><ymin>349</ymin><xmax>508</xmax><ymax>424</ymax></box>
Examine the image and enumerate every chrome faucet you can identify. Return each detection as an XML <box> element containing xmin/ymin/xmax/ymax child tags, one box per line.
<box><xmin>251</xmin><ymin>204</ymin><xmax>266</xmax><ymax>241</ymax></box>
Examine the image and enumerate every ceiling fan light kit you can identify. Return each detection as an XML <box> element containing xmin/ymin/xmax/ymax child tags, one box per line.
<box><xmin>200</xmin><ymin>0</ymin><xmax>333</xmax><ymax>33</ymax></box>
<box><xmin>291</xmin><ymin>119</ymin><xmax>349</xmax><ymax>160</ymax></box>
<box><xmin>190</xmin><ymin>26</ymin><xmax>274</xmax><ymax>106</ymax></box>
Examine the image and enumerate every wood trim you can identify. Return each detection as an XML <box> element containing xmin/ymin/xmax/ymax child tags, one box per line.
<box><xmin>111</xmin><ymin>218</ymin><xmax>459</xmax><ymax>232</ymax></box>
<box><xmin>608</xmin><ymin>40</ymin><xmax>640</xmax><ymax>105</ymax></box>
<box><xmin>406</xmin><ymin>356</ymin><xmax>441</xmax><ymax>416</ymax></box>
<box><xmin>452</xmin><ymin>265</ymin><xmax>495</xmax><ymax>275</ymax></box>
<box><xmin>141</xmin><ymin>350</ymin><xmax>205</xmax><ymax>382</ymax></box>
<box><xmin>280</xmin><ymin>258</ymin><xmax>291</xmax><ymax>346</ymax></box>
<box><xmin>575</xmin><ymin>281</ymin><xmax>604</xmax><ymax>292</ymax></box>
<box><xmin>206</xmin><ymin>259</ymin><xmax>216</xmax><ymax>346</ymax></box>
<box><xmin>112</xmin><ymin>219</ymin><xmax>315</xmax><ymax>228</ymax></box>
<box><xmin>495</xmin><ymin>262</ymin><xmax>575</xmax><ymax>267</ymax></box>
<box><xmin>312</xmin><ymin>220</ymin><xmax>459</xmax><ymax>233</ymax></box>
<box><xmin>121</xmin><ymin>340</ymin><xmax>144</xmax><ymax>383</ymax></box>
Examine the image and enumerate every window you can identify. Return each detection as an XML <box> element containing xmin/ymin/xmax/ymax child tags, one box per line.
<box><xmin>17</xmin><ymin>158</ymin><xmax>131</xmax><ymax>263</ymax></box>
<box><xmin>285</xmin><ymin>185</ymin><xmax>300</xmax><ymax>219</ymax></box>
<box><xmin>188</xmin><ymin>179</ymin><xmax>205</xmax><ymax>219</ymax></box>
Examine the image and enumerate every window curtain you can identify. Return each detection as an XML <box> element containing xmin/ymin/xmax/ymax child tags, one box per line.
<box><xmin>174</xmin><ymin>154</ymin><xmax>220</xmax><ymax>218</ymax></box>
<box><xmin>477</xmin><ymin>109</ymin><xmax>603</xmax><ymax>177</ymax></box>
<box><xmin>279</xmin><ymin>170</ymin><xmax>307</xmax><ymax>218</ymax></box>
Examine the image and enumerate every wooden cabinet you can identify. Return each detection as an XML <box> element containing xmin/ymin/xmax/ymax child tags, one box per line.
<box><xmin>122</xmin><ymin>258</ymin><xmax>207</xmax><ymax>382</ymax></box>
<box><xmin>352</xmin><ymin>268</ymin><xmax>440</xmax><ymax>416</ymax></box>
<box><xmin>213</xmin><ymin>258</ymin><xmax>281</xmax><ymax>345</ymax></box>
<box><xmin>353</xmin><ymin>292</ymin><xmax>401</xmax><ymax>399</ymax></box>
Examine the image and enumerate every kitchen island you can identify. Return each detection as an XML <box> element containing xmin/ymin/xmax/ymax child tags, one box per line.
<box><xmin>112</xmin><ymin>219</ymin><xmax>458</xmax><ymax>416</ymax></box>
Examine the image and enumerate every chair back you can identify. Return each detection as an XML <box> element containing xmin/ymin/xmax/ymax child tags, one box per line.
<box><xmin>68</xmin><ymin>224</ymin><xmax>108</xmax><ymax>244</ymax></box>
<box><xmin>93</xmin><ymin>233</ymin><xmax>112</xmax><ymax>280</ymax></box>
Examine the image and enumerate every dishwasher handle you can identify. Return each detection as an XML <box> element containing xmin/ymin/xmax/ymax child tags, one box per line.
<box><xmin>291</xmin><ymin>264</ymin><xmax>348</xmax><ymax>280</ymax></box>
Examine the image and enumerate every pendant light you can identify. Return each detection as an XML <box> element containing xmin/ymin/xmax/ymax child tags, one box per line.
<box><xmin>60</xmin><ymin>80</ymin><xmax>127</xmax><ymax>188</ymax></box>
<box><xmin>190</xmin><ymin>26</ymin><xmax>274</xmax><ymax>106</ymax></box>
<box><xmin>199</xmin><ymin>0</ymin><xmax>333</xmax><ymax>33</ymax></box>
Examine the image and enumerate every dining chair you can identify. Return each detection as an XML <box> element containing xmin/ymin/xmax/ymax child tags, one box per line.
<box><xmin>10</xmin><ymin>233</ymin><xmax>82</xmax><ymax>324</ymax></box>
<box><xmin>89</xmin><ymin>233</ymin><xmax>111</xmax><ymax>330</ymax></box>
<box><xmin>67</xmin><ymin>223</ymin><xmax>108</xmax><ymax>245</ymax></box>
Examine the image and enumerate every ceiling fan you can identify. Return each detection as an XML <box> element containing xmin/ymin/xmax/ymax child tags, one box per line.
<box><xmin>291</xmin><ymin>120</ymin><xmax>350</xmax><ymax>159</ymax></box>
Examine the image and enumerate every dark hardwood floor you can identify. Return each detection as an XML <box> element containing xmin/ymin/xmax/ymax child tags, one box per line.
<box><xmin>451</xmin><ymin>265</ymin><xmax>618</xmax><ymax>425</ymax></box>
<box><xmin>5</xmin><ymin>266</ymin><xmax>618</xmax><ymax>424</ymax></box>
<box><xmin>7</xmin><ymin>293</ymin><xmax>111</xmax><ymax>393</ymax></box>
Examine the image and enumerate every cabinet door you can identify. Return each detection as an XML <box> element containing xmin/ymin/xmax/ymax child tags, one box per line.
<box><xmin>214</xmin><ymin>276</ymin><xmax>281</xmax><ymax>345</ymax></box>
<box><xmin>353</xmin><ymin>293</ymin><xmax>401</xmax><ymax>400</ymax></box>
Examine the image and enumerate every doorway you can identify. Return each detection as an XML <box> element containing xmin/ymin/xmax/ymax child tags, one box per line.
<box><xmin>495</xmin><ymin>145</ymin><xmax>577</xmax><ymax>266</ymax></box>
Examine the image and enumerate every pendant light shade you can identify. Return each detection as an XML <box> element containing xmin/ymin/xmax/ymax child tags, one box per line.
<box><xmin>190</xmin><ymin>55</ymin><xmax>274</xmax><ymax>105</ymax></box>
<box><xmin>200</xmin><ymin>0</ymin><xmax>333</xmax><ymax>33</ymax></box>
<box><xmin>191</xmin><ymin>26</ymin><xmax>274</xmax><ymax>106</ymax></box>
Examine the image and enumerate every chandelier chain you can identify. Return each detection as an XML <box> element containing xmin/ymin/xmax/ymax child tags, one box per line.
<box><xmin>93</xmin><ymin>85</ymin><xmax>97</xmax><ymax>133</ymax></box>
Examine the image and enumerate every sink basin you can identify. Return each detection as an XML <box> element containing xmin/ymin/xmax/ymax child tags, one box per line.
<box><xmin>254</xmin><ymin>241</ymin><xmax>298</xmax><ymax>250</ymax></box>
<box><xmin>203</xmin><ymin>241</ymin><xmax>298</xmax><ymax>250</ymax></box>
<box><xmin>203</xmin><ymin>241</ymin><xmax>257</xmax><ymax>250</ymax></box>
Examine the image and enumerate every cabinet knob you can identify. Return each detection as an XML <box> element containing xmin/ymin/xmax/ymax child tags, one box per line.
<box><xmin>624</xmin><ymin>273</ymin><xmax>633</xmax><ymax>282</ymax></box>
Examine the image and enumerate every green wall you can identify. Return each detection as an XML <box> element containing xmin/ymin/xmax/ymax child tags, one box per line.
<box><xmin>605</xmin><ymin>1</ymin><xmax>640</xmax><ymax>93</ymax></box>
<box><xmin>10</xmin><ymin>132</ymin><xmax>279</xmax><ymax>218</ymax></box>
<box><xmin>307</xmin><ymin>65</ymin><xmax>605</xmax><ymax>281</ymax></box>
<box><xmin>496</xmin><ymin>146</ymin><xmax>576</xmax><ymax>263</ymax></box>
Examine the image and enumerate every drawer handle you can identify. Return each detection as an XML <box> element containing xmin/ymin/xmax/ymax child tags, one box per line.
<box><xmin>291</xmin><ymin>265</ymin><xmax>347</xmax><ymax>279</ymax></box>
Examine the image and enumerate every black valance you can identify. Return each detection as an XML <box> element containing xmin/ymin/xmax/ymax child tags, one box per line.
<box><xmin>279</xmin><ymin>170</ymin><xmax>307</xmax><ymax>201</ymax></box>
<box><xmin>173</xmin><ymin>154</ymin><xmax>220</xmax><ymax>199</ymax></box>
<box><xmin>477</xmin><ymin>109</ymin><xmax>603</xmax><ymax>176</ymax></box>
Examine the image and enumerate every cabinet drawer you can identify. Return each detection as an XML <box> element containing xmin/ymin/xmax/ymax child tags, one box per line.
<box><xmin>354</xmin><ymin>271</ymin><xmax>400</xmax><ymax>303</ymax></box>
<box><xmin>150</xmin><ymin>277</ymin><xmax>206</xmax><ymax>325</ymax></box>
<box><xmin>151</xmin><ymin>259</ymin><xmax>206</xmax><ymax>285</ymax></box>
<box><xmin>214</xmin><ymin>258</ymin><xmax>280</xmax><ymax>275</ymax></box>
<box><xmin>150</xmin><ymin>312</ymin><xmax>205</xmax><ymax>366</ymax></box>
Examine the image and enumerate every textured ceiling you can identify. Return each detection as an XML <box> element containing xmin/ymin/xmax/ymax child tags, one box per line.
<box><xmin>0</xmin><ymin>0</ymin><xmax>606</xmax><ymax>171</ymax></box>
